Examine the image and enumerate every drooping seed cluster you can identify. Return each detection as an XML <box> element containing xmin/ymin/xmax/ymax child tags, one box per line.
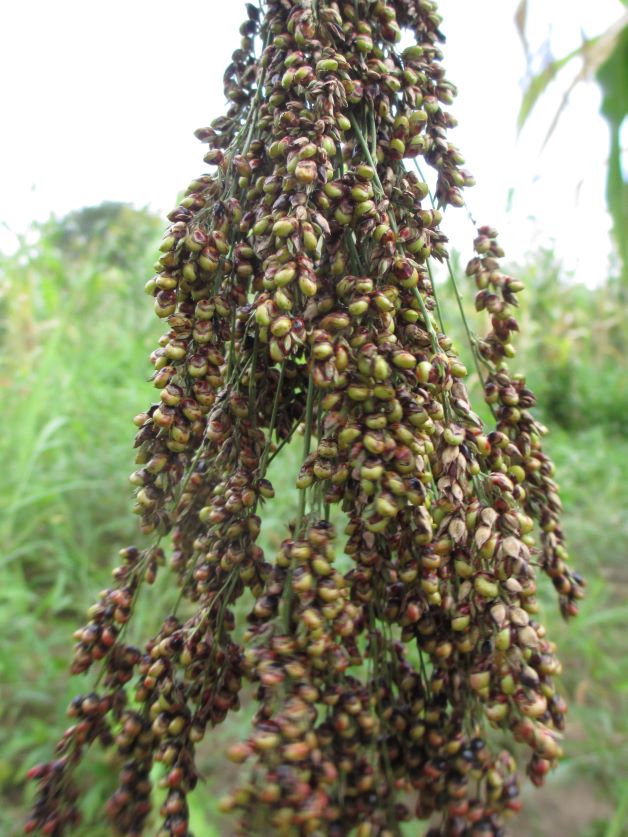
<box><xmin>26</xmin><ymin>1</ymin><xmax>584</xmax><ymax>836</ymax></box>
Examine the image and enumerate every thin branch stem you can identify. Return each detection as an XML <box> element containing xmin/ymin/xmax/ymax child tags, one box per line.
<box><xmin>349</xmin><ymin>113</ymin><xmax>385</xmax><ymax>198</ymax></box>
<box><xmin>248</xmin><ymin>331</ymin><xmax>259</xmax><ymax>422</ymax></box>
<box><xmin>280</xmin><ymin>371</ymin><xmax>315</xmax><ymax>631</ymax></box>
<box><xmin>259</xmin><ymin>360</ymin><xmax>286</xmax><ymax>476</ymax></box>
<box><xmin>295</xmin><ymin>372</ymin><xmax>316</xmax><ymax>534</ymax></box>
<box><xmin>426</xmin><ymin>259</ymin><xmax>446</xmax><ymax>333</ymax></box>
<box><xmin>267</xmin><ymin>419</ymin><xmax>299</xmax><ymax>466</ymax></box>
<box><xmin>412</xmin><ymin>287</ymin><xmax>440</xmax><ymax>356</ymax></box>
<box><xmin>346</xmin><ymin>229</ymin><xmax>363</xmax><ymax>273</ymax></box>
<box><xmin>412</xmin><ymin>159</ymin><xmax>494</xmax><ymax>404</ymax></box>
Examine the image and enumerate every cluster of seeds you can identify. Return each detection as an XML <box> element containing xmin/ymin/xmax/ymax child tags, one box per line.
<box><xmin>26</xmin><ymin>1</ymin><xmax>584</xmax><ymax>835</ymax></box>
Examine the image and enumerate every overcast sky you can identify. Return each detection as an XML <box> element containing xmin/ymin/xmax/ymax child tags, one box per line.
<box><xmin>1</xmin><ymin>0</ymin><xmax>624</xmax><ymax>284</ymax></box>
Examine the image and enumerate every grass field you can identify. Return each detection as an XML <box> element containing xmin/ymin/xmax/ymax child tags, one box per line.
<box><xmin>1</xmin><ymin>206</ymin><xmax>626</xmax><ymax>836</ymax></box>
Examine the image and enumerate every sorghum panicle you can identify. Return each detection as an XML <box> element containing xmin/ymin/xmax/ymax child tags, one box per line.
<box><xmin>26</xmin><ymin>1</ymin><xmax>585</xmax><ymax>835</ymax></box>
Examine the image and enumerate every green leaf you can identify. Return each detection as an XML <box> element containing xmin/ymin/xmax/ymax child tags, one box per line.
<box><xmin>605</xmin><ymin>781</ymin><xmax>628</xmax><ymax>837</ymax></box>
<box><xmin>597</xmin><ymin>24</ymin><xmax>628</xmax><ymax>285</ymax></box>
<box><xmin>516</xmin><ymin>11</ymin><xmax>628</xmax><ymax>281</ymax></box>
<box><xmin>517</xmin><ymin>43</ymin><xmax>585</xmax><ymax>133</ymax></box>
<box><xmin>517</xmin><ymin>13</ymin><xmax>627</xmax><ymax>137</ymax></box>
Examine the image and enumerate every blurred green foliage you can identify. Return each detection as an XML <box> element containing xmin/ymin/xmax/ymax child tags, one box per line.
<box><xmin>516</xmin><ymin>2</ymin><xmax>628</xmax><ymax>285</ymax></box>
<box><xmin>0</xmin><ymin>205</ymin><xmax>626</xmax><ymax>836</ymax></box>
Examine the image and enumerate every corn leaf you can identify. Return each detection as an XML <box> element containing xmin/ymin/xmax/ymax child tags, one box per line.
<box><xmin>517</xmin><ymin>13</ymin><xmax>628</xmax><ymax>137</ymax></box>
<box><xmin>517</xmin><ymin>43</ymin><xmax>589</xmax><ymax>134</ymax></box>
<box><xmin>597</xmin><ymin>25</ymin><xmax>628</xmax><ymax>285</ymax></box>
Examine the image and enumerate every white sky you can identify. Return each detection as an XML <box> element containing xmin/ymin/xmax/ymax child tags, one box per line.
<box><xmin>1</xmin><ymin>0</ymin><xmax>624</xmax><ymax>284</ymax></box>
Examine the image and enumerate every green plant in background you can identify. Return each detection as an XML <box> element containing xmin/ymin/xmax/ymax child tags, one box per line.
<box><xmin>437</xmin><ymin>247</ymin><xmax>628</xmax><ymax>438</ymax></box>
<box><xmin>515</xmin><ymin>0</ymin><xmax>628</xmax><ymax>286</ymax></box>
<box><xmin>4</xmin><ymin>1</ymin><xmax>625</xmax><ymax>834</ymax></box>
<box><xmin>0</xmin><ymin>203</ymin><xmax>162</xmax><ymax>835</ymax></box>
<box><xmin>0</xmin><ymin>203</ymin><xmax>160</xmax><ymax>589</ymax></box>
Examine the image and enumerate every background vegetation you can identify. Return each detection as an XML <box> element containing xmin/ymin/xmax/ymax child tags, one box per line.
<box><xmin>0</xmin><ymin>198</ymin><xmax>626</xmax><ymax>835</ymax></box>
